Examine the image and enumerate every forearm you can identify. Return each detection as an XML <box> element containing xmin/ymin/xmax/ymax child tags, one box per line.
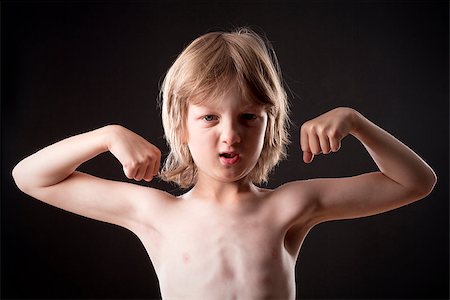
<box><xmin>350</xmin><ymin>110</ymin><xmax>437</xmax><ymax>196</ymax></box>
<box><xmin>13</xmin><ymin>125</ymin><xmax>113</xmax><ymax>191</ymax></box>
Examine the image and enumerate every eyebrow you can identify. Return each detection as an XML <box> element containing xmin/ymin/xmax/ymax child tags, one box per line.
<box><xmin>241</xmin><ymin>103</ymin><xmax>260</xmax><ymax>109</ymax></box>
<box><xmin>190</xmin><ymin>96</ymin><xmax>264</xmax><ymax>111</ymax></box>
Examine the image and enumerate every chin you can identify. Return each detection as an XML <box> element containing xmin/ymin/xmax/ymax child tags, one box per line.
<box><xmin>217</xmin><ymin>172</ymin><xmax>251</xmax><ymax>184</ymax></box>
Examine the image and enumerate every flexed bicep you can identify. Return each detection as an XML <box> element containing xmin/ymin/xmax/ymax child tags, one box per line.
<box><xmin>25</xmin><ymin>171</ymin><xmax>173</xmax><ymax>232</ymax></box>
<box><xmin>297</xmin><ymin>107</ymin><xmax>436</xmax><ymax>223</ymax></box>
<box><xmin>12</xmin><ymin>124</ymin><xmax>168</xmax><ymax>232</ymax></box>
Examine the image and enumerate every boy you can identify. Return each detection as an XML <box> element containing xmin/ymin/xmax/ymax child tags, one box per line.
<box><xmin>12</xmin><ymin>28</ymin><xmax>436</xmax><ymax>299</ymax></box>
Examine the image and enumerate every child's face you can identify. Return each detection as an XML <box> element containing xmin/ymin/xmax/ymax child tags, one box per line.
<box><xmin>186</xmin><ymin>84</ymin><xmax>268</xmax><ymax>184</ymax></box>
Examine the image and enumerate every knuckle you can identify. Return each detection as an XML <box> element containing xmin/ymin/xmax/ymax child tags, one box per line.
<box><xmin>131</xmin><ymin>160</ymin><xmax>140</xmax><ymax>168</ymax></box>
<box><xmin>328</xmin><ymin>129</ymin><xmax>339</xmax><ymax>139</ymax></box>
<box><xmin>123</xmin><ymin>161</ymin><xmax>134</xmax><ymax>169</ymax></box>
<box><xmin>301</xmin><ymin>122</ymin><xmax>311</xmax><ymax>133</ymax></box>
<box><xmin>308</xmin><ymin>123</ymin><xmax>317</xmax><ymax>132</ymax></box>
<box><xmin>150</xmin><ymin>144</ymin><xmax>161</xmax><ymax>154</ymax></box>
<box><xmin>316</xmin><ymin>125</ymin><xmax>325</xmax><ymax>135</ymax></box>
<box><xmin>147</xmin><ymin>154</ymin><xmax>158</xmax><ymax>165</ymax></box>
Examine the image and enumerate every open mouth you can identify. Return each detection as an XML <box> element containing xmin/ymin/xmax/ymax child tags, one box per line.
<box><xmin>219</xmin><ymin>152</ymin><xmax>240</xmax><ymax>165</ymax></box>
<box><xmin>220</xmin><ymin>152</ymin><xmax>237</xmax><ymax>158</ymax></box>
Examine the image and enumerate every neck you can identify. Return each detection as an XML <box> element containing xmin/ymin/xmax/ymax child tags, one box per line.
<box><xmin>186</xmin><ymin>175</ymin><xmax>257</xmax><ymax>205</ymax></box>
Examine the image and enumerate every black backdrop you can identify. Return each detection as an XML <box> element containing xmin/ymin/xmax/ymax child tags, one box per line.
<box><xmin>2</xmin><ymin>1</ymin><xmax>449</xmax><ymax>299</ymax></box>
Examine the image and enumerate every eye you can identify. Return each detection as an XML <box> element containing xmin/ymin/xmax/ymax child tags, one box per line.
<box><xmin>241</xmin><ymin>113</ymin><xmax>257</xmax><ymax>121</ymax></box>
<box><xmin>203</xmin><ymin>115</ymin><xmax>218</xmax><ymax>122</ymax></box>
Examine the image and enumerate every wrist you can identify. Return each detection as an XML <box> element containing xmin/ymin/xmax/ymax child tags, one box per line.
<box><xmin>346</xmin><ymin>108</ymin><xmax>364</xmax><ymax>136</ymax></box>
<box><xmin>97</xmin><ymin>124</ymin><xmax>123</xmax><ymax>152</ymax></box>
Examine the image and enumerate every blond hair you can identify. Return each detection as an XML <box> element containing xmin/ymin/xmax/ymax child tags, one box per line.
<box><xmin>159</xmin><ymin>27</ymin><xmax>290</xmax><ymax>188</ymax></box>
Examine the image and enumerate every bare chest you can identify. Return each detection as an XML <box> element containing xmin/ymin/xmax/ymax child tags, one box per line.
<box><xmin>150</xmin><ymin>212</ymin><xmax>297</xmax><ymax>299</ymax></box>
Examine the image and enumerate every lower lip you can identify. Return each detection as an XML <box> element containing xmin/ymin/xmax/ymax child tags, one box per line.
<box><xmin>220</xmin><ymin>155</ymin><xmax>240</xmax><ymax>165</ymax></box>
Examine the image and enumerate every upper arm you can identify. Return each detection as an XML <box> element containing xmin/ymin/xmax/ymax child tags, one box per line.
<box><xmin>20</xmin><ymin>171</ymin><xmax>172</xmax><ymax>232</ymax></box>
<box><xmin>277</xmin><ymin>171</ymin><xmax>432</xmax><ymax>229</ymax></box>
<box><xmin>305</xmin><ymin>171</ymin><xmax>431</xmax><ymax>224</ymax></box>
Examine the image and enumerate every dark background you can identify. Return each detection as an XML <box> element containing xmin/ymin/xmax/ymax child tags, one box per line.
<box><xmin>2</xmin><ymin>1</ymin><xmax>448</xmax><ymax>299</ymax></box>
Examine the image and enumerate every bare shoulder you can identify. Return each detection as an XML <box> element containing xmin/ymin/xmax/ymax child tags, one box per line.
<box><xmin>264</xmin><ymin>180</ymin><xmax>320</xmax><ymax>228</ymax></box>
<box><xmin>254</xmin><ymin>181</ymin><xmax>323</xmax><ymax>256</ymax></box>
<box><xmin>121</xmin><ymin>181</ymin><xmax>178</xmax><ymax>229</ymax></box>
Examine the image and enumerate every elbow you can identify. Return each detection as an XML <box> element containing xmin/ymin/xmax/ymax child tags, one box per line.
<box><xmin>424</xmin><ymin>169</ymin><xmax>438</xmax><ymax>196</ymax></box>
<box><xmin>12</xmin><ymin>163</ymin><xmax>24</xmax><ymax>190</ymax></box>
<box><xmin>12</xmin><ymin>162</ymin><xmax>31</xmax><ymax>194</ymax></box>
<box><xmin>422</xmin><ymin>167</ymin><xmax>437</xmax><ymax>196</ymax></box>
<box><xmin>410</xmin><ymin>168</ymin><xmax>437</xmax><ymax>200</ymax></box>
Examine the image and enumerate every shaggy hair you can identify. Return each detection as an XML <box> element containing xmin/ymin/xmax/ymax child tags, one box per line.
<box><xmin>159</xmin><ymin>27</ymin><xmax>291</xmax><ymax>188</ymax></box>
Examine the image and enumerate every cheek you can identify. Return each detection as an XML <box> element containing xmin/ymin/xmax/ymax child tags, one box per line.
<box><xmin>243</xmin><ymin>122</ymin><xmax>267</xmax><ymax>155</ymax></box>
<box><xmin>256</xmin><ymin>129</ymin><xmax>267</xmax><ymax>152</ymax></box>
<box><xmin>255</xmin><ymin>118</ymin><xmax>269</xmax><ymax>145</ymax></box>
<box><xmin>187</xmin><ymin>130</ymin><xmax>214</xmax><ymax>157</ymax></box>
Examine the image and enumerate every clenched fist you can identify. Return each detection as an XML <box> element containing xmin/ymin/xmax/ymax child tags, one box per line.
<box><xmin>106</xmin><ymin>125</ymin><xmax>161</xmax><ymax>181</ymax></box>
<box><xmin>300</xmin><ymin>107</ymin><xmax>358</xmax><ymax>163</ymax></box>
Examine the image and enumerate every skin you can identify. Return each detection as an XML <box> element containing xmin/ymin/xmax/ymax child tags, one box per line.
<box><xmin>12</xmin><ymin>85</ymin><xmax>436</xmax><ymax>299</ymax></box>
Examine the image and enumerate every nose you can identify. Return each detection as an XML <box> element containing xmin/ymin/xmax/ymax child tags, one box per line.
<box><xmin>221</xmin><ymin>119</ymin><xmax>241</xmax><ymax>146</ymax></box>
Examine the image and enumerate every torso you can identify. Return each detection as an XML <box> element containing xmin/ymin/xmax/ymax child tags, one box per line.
<box><xmin>132</xmin><ymin>185</ymin><xmax>314</xmax><ymax>300</ymax></box>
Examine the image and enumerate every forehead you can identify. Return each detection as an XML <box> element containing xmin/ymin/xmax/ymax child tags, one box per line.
<box><xmin>189</xmin><ymin>82</ymin><xmax>264</xmax><ymax>110</ymax></box>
